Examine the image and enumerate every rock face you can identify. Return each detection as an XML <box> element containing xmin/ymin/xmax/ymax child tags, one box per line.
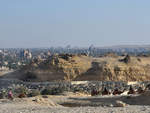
<box><xmin>2</xmin><ymin>54</ymin><xmax>150</xmax><ymax>82</ymax></box>
<box><xmin>75</xmin><ymin>56</ymin><xmax>150</xmax><ymax>81</ymax></box>
<box><xmin>12</xmin><ymin>54</ymin><xmax>92</xmax><ymax>82</ymax></box>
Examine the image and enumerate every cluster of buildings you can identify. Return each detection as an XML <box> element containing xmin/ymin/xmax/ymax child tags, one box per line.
<box><xmin>0</xmin><ymin>48</ymin><xmax>52</xmax><ymax>71</ymax></box>
<box><xmin>20</xmin><ymin>49</ymin><xmax>32</xmax><ymax>59</ymax></box>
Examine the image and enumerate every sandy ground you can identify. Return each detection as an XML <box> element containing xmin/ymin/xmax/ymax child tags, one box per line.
<box><xmin>1</xmin><ymin>104</ymin><xmax>150</xmax><ymax>113</ymax></box>
<box><xmin>1</xmin><ymin>92</ymin><xmax>150</xmax><ymax>113</ymax></box>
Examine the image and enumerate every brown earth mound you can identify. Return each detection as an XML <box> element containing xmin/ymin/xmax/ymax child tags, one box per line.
<box><xmin>1</xmin><ymin>54</ymin><xmax>150</xmax><ymax>82</ymax></box>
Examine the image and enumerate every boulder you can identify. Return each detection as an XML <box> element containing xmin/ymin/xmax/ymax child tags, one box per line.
<box><xmin>115</xmin><ymin>100</ymin><xmax>126</xmax><ymax>107</ymax></box>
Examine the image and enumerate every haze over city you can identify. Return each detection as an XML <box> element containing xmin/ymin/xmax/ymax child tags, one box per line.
<box><xmin>0</xmin><ymin>0</ymin><xmax>150</xmax><ymax>48</ymax></box>
<box><xmin>2</xmin><ymin>1</ymin><xmax>150</xmax><ymax>113</ymax></box>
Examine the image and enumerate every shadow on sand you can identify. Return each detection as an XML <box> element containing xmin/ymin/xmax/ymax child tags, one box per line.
<box><xmin>60</xmin><ymin>94</ymin><xmax>150</xmax><ymax>107</ymax></box>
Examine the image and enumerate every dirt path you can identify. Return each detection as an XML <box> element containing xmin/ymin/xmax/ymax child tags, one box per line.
<box><xmin>0</xmin><ymin>102</ymin><xmax>150</xmax><ymax>113</ymax></box>
<box><xmin>0</xmin><ymin>94</ymin><xmax>150</xmax><ymax>113</ymax></box>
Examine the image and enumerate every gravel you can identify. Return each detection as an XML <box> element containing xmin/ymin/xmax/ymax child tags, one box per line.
<box><xmin>0</xmin><ymin>93</ymin><xmax>150</xmax><ymax>113</ymax></box>
<box><xmin>0</xmin><ymin>105</ymin><xmax>150</xmax><ymax>113</ymax></box>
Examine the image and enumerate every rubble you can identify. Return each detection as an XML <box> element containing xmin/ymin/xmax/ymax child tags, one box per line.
<box><xmin>115</xmin><ymin>100</ymin><xmax>127</xmax><ymax>107</ymax></box>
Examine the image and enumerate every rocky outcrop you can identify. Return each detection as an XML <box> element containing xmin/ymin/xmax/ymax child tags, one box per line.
<box><xmin>18</xmin><ymin>54</ymin><xmax>92</xmax><ymax>81</ymax></box>
<box><xmin>75</xmin><ymin>63</ymin><xmax>150</xmax><ymax>81</ymax></box>
<box><xmin>2</xmin><ymin>54</ymin><xmax>150</xmax><ymax>82</ymax></box>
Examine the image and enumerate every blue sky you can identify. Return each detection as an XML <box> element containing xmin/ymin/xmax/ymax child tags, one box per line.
<box><xmin>0</xmin><ymin>0</ymin><xmax>150</xmax><ymax>48</ymax></box>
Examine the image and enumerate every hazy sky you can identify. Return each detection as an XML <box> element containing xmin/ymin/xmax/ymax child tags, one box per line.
<box><xmin>0</xmin><ymin>0</ymin><xmax>150</xmax><ymax>48</ymax></box>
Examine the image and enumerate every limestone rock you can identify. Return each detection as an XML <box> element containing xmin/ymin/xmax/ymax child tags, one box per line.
<box><xmin>115</xmin><ymin>100</ymin><xmax>126</xmax><ymax>107</ymax></box>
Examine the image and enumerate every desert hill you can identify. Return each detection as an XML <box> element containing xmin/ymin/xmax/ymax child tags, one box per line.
<box><xmin>1</xmin><ymin>54</ymin><xmax>150</xmax><ymax>82</ymax></box>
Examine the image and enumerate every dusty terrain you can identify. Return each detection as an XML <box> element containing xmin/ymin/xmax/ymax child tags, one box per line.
<box><xmin>1</xmin><ymin>54</ymin><xmax>150</xmax><ymax>82</ymax></box>
<box><xmin>1</xmin><ymin>92</ymin><xmax>150</xmax><ymax>113</ymax></box>
<box><xmin>1</xmin><ymin>54</ymin><xmax>150</xmax><ymax>112</ymax></box>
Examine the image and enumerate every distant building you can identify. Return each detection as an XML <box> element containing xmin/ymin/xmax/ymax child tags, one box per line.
<box><xmin>0</xmin><ymin>66</ymin><xmax>9</xmax><ymax>71</ymax></box>
<box><xmin>47</xmin><ymin>51</ymin><xmax>51</xmax><ymax>56</ymax></box>
<box><xmin>20</xmin><ymin>49</ymin><xmax>32</xmax><ymax>59</ymax></box>
<box><xmin>0</xmin><ymin>50</ymin><xmax>3</xmax><ymax>53</ymax></box>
